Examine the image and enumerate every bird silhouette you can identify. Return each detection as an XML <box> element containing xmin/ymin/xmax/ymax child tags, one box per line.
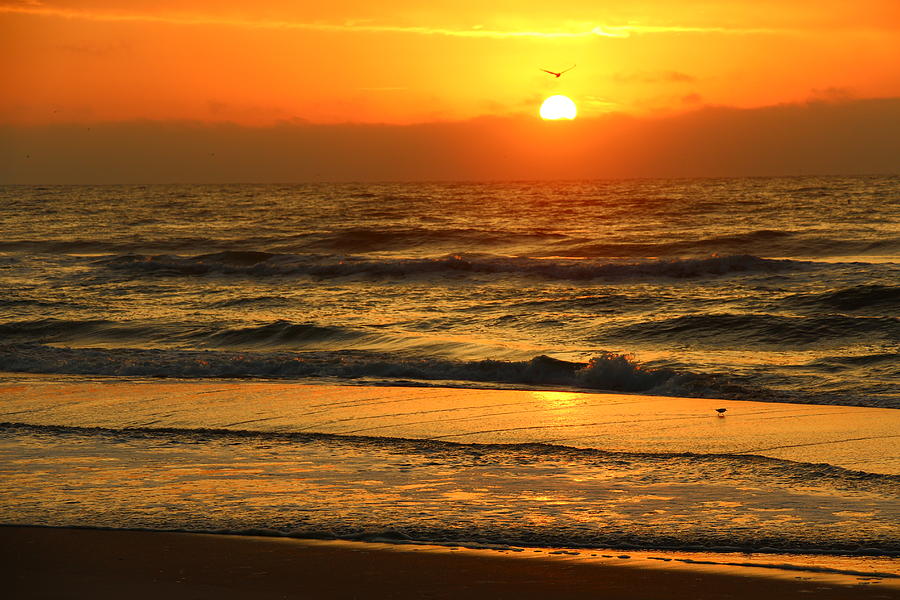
<box><xmin>715</xmin><ymin>408</ymin><xmax>727</xmax><ymax>417</ymax></box>
<box><xmin>540</xmin><ymin>65</ymin><xmax>576</xmax><ymax>78</ymax></box>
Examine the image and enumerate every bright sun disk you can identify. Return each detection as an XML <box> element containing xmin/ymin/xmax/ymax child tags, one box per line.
<box><xmin>540</xmin><ymin>95</ymin><xmax>577</xmax><ymax>120</ymax></box>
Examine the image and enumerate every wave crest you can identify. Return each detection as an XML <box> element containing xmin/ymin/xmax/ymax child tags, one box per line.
<box><xmin>788</xmin><ymin>284</ymin><xmax>900</xmax><ymax>313</ymax></box>
<box><xmin>613</xmin><ymin>313</ymin><xmax>899</xmax><ymax>346</ymax></box>
<box><xmin>96</xmin><ymin>253</ymin><xmax>807</xmax><ymax>281</ymax></box>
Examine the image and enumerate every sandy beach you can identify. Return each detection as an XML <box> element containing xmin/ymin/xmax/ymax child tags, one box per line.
<box><xmin>3</xmin><ymin>526</ymin><xmax>898</xmax><ymax>599</ymax></box>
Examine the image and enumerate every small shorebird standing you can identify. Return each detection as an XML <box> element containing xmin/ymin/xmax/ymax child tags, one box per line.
<box><xmin>540</xmin><ymin>65</ymin><xmax>576</xmax><ymax>78</ymax></box>
<box><xmin>715</xmin><ymin>408</ymin><xmax>727</xmax><ymax>417</ymax></box>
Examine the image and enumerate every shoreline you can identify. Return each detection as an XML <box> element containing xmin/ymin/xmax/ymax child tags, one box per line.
<box><xmin>3</xmin><ymin>378</ymin><xmax>897</xmax><ymax>596</ymax></box>
<box><xmin>2</xmin><ymin>526</ymin><xmax>898</xmax><ymax>599</ymax></box>
<box><xmin>2</xmin><ymin>377</ymin><xmax>898</xmax><ymax>474</ymax></box>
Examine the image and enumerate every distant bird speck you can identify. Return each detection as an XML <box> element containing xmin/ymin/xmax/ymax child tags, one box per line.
<box><xmin>540</xmin><ymin>65</ymin><xmax>576</xmax><ymax>78</ymax></box>
<box><xmin>715</xmin><ymin>408</ymin><xmax>727</xmax><ymax>417</ymax></box>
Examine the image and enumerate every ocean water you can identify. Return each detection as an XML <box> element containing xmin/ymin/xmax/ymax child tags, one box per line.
<box><xmin>0</xmin><ymin>177</ymin><xmax>898</xmax><ymax>560</ymax></box>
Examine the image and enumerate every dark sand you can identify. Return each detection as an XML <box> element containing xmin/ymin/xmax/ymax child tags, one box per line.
<box><xmin>2</xmin><ymin>527</ymin><xmax>897</xmax><ymax>599</ymax></box>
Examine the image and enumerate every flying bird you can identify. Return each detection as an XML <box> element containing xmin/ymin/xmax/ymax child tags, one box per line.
<box><xmin>715</xmin><ymin>408</ymin><xmax>727</xmax><ymax>417</ymax></box>
<box><xmin>540</xmin><ymin>65</ymin><xmax>576</xmax><ymax>78</ymax></box>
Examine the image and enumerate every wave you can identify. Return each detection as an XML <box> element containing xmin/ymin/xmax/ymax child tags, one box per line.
<box><xmin>558</xmin><ymin>230</ymin><xmax>792</xmax><ymax>257</ymax></box>
<box><xmin>787</xmin><ymin>284</ymin><xmax>900</xmax><ymax>313</ymax></box>
<box><xmin>0</xmin><ymin>344</ymin><xmax>792</xmax><ymax>403</ymax></box>
<box><xmin>555</xmin><ymin>230</ymin><xmax>900</xmax><ymax>258</ymax></box>
<box><xmin>12</xmin><ymin>231</ymin><xmax>891</xmax><ymax>259</ymax></box>
<box><xmin>281</xmin><ymin>226</ymin><xmax>566</xmax><ymax>253</ymax></box>
<box><xmin>96</xmin><ymin>253</ymin><xmax>809</xmax><ymax>281</ymax></box>
<box><xmin>202</xmin><ymin>322</ymin><xmax>372</xmax><ymax>348</ymax></box>
<box><xmin>0</xmin><ymin>226</ymin><xmax>565</xmax><ymax>256</ymax></box>
<box><xmin>0</xmin><ymin>318</ymin><xmax>379</xmax><ymax>351</ymax></box>
<box><xmin>810</xmin><ymin>353</ymin><xmax>899</xmax><ymax>367</ymax></box>
<box><xmin>0</xmin><ymin>233</ymin><xmax>296</xmax><ymax>254</ymax></box>
<box><xmin>99</xmin><ymin>251</ymin><xmax>282</xmax><ymax>275</ymax></box>
<box><xmin>0</xmin><ymin>319</ymin><xmax>167</xmax><ymax>345</ymax></box>
<box><xmin>612</xmin><ymin>313</ymin><xmax>900</xmax><ymax>346</ymax></box>
<box><xmin>0</xmin><ymin>238</ymin><xmax>231</xmax><ymax>254</ymax></box>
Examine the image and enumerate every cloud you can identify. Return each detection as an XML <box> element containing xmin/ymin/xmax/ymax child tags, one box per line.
<box><xmin>808</xmin><ymin>87</ymin><xmax>856</xmax><ymax>103</ymax></box>
<box><xmin>205</xmin><ymin>100</ymin><xmax>287</xmax><ymax>119</ymax></box>
<box><xmin>614</xmin><ymin>71</ymin><xmax>697</xmax><ymax>84</ymax></box>
<box><xmin>0</xmin><ymin>4</ymin><xmax>786</xmax><ymax>39</ymax></box>
<box><xmin>583</xmin><ymin>97</ymin><xmax>620</xmax><ymax>111</ymax></box>
<box><xmin>2</xmin><ymin>98</ymin><xmax>898</xmax><ymax>183</ymax></box>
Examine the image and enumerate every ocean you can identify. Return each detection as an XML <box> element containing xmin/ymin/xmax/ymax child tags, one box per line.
<box><xmin>0</xmin><ymin>177</ymin><xmax>898</xmax><ymax>560</ymax></box>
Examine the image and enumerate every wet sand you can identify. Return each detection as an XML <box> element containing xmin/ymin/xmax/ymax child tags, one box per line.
<box><xmin>2</xmin><ymin>378</ymin><xmax>898</xmax><ymax>473</ymax></box>
<box><xmin>2</xmin><ymin>526</ymin><xmax>898</xmax><ymax>600</ymax></box>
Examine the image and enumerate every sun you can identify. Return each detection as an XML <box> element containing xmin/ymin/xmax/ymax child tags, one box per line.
<box><xmin>540</xmin><ymin>95</ymin><xmax>577</xmax><ymax>120</ymax></box>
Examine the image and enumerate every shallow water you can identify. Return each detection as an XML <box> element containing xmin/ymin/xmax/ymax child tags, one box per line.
<box><xmin>2</xmin><ymin>421</ymin><xmax>897</xmax><ymax>555</ymax></box>
<box><xmin>0</xmin><ymin>382</ymin><xmax>897</xmax><ymax>556</ymax></box>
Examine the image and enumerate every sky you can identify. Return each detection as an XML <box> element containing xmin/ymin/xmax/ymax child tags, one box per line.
<box><xmin>3</xmin><ymin>0</ymin><xmax>900</xmax><ymax>182</ymax></box>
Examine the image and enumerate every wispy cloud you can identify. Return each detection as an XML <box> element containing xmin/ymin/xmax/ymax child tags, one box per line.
<box><xmin>0</xmin><ymin>4</ymin><xmax>783</xmax><ymax>38</ymax></box>
<box><xmin>614</xmin><ymin>70</ymin><xmax>697</xmax><ymax>84</ymax></box>
<box><xmin>583</xmin><ymin>96</ymin><xmax>621</xmax><ymax>111</ymax></box>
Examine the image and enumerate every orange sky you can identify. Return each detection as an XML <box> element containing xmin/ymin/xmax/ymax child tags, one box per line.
<box><xmin>3</xmin><ymin>0</ymin><xmax>900</xmax><ymax>125</ymax></box>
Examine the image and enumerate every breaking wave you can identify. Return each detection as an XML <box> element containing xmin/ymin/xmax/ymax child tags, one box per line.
<box><xmin>0</xmin><ymin>344</ymin><xmax>780</xmax><ymax>403</ymax></box>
